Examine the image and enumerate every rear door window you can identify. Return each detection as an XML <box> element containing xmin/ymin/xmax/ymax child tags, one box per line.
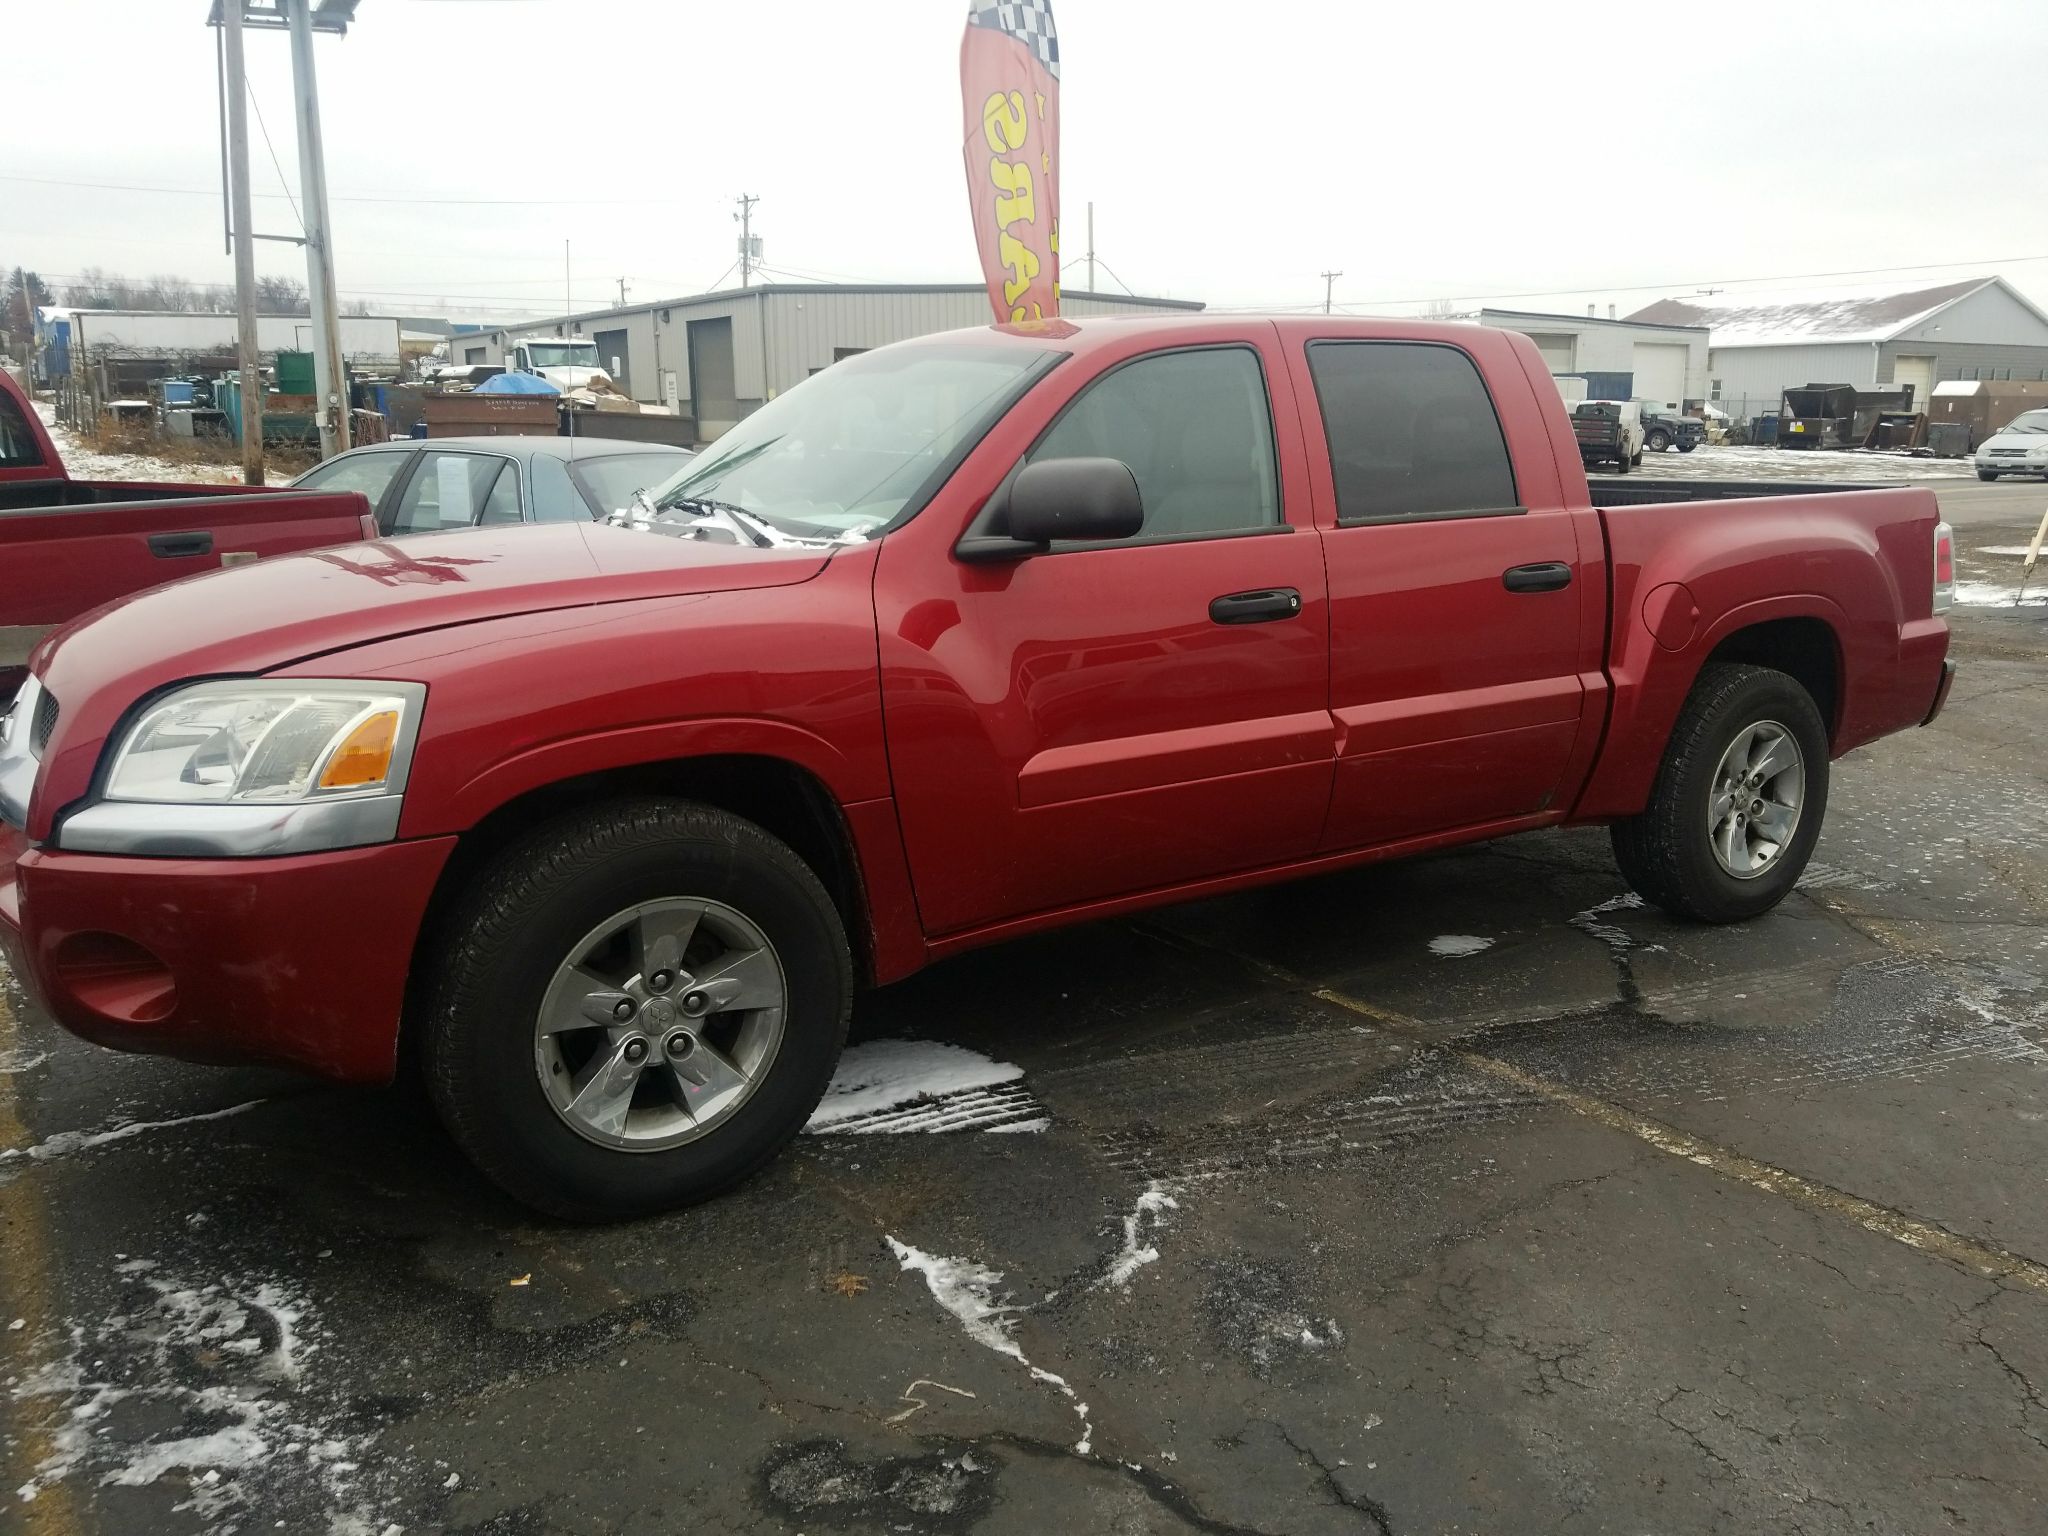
<box><xmin>1305</xmin><ymin>342</ymin><xmax>1519</xmax><ymax>523</ymax></box>
<box><xmin>385</xmin><ymin>451</ymin><xmax>514</xmax><ymax>534</ymax></box>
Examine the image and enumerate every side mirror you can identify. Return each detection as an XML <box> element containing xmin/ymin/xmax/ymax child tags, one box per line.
<box><xmin>1009</xmin><ymin>456</ymin><xmax>1143</xmax><ymax>543</ymax></box>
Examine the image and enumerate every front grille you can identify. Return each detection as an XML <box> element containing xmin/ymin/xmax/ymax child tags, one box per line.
<box><xmin>30</xmin><ymin>685</ymin><xmax>57</xmax><ymax>755</ymax></box>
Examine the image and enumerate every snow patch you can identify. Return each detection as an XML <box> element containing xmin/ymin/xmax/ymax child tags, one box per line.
<box><xmin>806</xmin><ymin>1040</ymin><xmax>1045</xmax><ymax>1135</ymax></box>
<box><xmin>1428</xmin><ymin>934</ymin><xmax>1494</xmax><ymax>958</ymax></box>
<box><xmin>886</xmin><ymin>1237</ymin><xmax>1094</xmax><ymax>1455</ymax></box>
<box><xmin>1975</xmin><ymin>545</ymin><xmax>2048</xmax><ymax>558</ymax></box>
<box><xmin>1570</xmin><ymin>892</ymin><xmax>1644</xmax><ymax>952</ymax></box>
<box><xmin>8</xmin><ymin>1266</ymin><xmax>390</xmax><ymax>1527</ymax></box>
<box><xmin>0</xmin><ymin>1099</ymin><xmax>265</xmax><ymax>1165</ymax></box>
<box><xmin>0</xmin><ymin>1047</ymin><xmax>48</xmax><ymax>1074</ymax></box>
<box><xmin>1099</xmin><ymin>1182</ymin><xmax>1178</xmax><ymax>1290</ymax></box>
<box><xmin>1952</xmin><ymin>579</ymin><xmax>2047</xmax><ymax>608</ymax></box>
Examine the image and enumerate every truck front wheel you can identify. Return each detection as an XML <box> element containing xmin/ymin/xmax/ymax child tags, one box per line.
<box><xmin>1610</xmin><ymin>663</ymin><xmax>1829</xmax><ymax>922</ymax></box>
<box><xmin>421</xmin><ymin>799</ymin><xmax>852</xmax><ymax>1220</ymax></box>
<box><xmin>1646</xmin><ymin>429</ymin><xmax>1670</xmax><ymax>452</ymax></box>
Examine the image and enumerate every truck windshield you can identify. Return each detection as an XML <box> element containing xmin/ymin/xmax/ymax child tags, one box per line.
<box><xmin>527</xmin><ymin>344</ymin><xmax>596</xmax><ymax>368</ymax></box>
<box><xmin>656</xmin><ymin>343</ymin><xmax>1053</xmax><ymax>541</ymax></box>
<box><xmin>2002</xmin><ymin>411</ymin><xmax>2048</xmax><ymax>434</ymax></box>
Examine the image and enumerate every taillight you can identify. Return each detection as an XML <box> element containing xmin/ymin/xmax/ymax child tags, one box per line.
<box><xmin>1933</xmin><ymin>521</ymin><xmax>1956</xmax><ymax>613</ymax></box>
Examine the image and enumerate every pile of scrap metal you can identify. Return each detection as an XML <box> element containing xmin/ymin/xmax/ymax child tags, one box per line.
<box><xmin>1777</xmin><ymin>382</ymin><xmax>1924</xmax><ymax>451</ymax></box>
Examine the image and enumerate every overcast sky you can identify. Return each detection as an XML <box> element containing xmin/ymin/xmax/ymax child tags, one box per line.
<box><xmin>5</xmin><ymin>0</ymin><xmax>2046</xmax><ymax>323</ymax></box>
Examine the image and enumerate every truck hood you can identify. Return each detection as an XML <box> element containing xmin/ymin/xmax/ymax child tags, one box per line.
<box><xmin>28</xmin><ymin>522</ymin><xmax>833</xmax><ymax>806</ymax></box>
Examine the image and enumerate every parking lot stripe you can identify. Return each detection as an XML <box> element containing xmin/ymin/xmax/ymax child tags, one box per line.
<box><xmin>1133</xmin><ymin>922</ymin><xmax>2048</xmax><ymax>1299</ymax></box>
<box><xmin>0</xmin><ymin>988</ymin><xmax>79</xmax><ymax>1532</ymax></box>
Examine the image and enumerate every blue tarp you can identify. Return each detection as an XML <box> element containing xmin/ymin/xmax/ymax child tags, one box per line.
<box><xmin>475</xmin><ymin>371</ymin><xmax>560</xmax><ymax>396</ymax></box>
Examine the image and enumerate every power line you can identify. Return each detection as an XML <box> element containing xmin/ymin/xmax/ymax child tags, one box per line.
<box><xmin>243</xmin><ymin>78</ymin><xmax>302</xmax><ymax>232</ymax></box>
<box><xmin>0</xmin><ymin>171</ymin><xmax>679</xmax><ymax>208</ymax></box>
<box><xmin>1208</xmin><ymin>254</ymin><xmax>2048</xmax><ymax>315</ymax></box>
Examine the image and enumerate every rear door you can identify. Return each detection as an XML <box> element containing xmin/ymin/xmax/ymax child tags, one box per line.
<box><xmin>1279</xmin><ymin>325</ymin><xmax>1603</xmax><ymax>850</ymax></box>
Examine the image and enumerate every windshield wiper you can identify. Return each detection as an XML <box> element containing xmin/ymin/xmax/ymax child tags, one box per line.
<box><xmin>635</xmin><ymin>489</ymin><xmax>777</xmax><ymax>548</ymax></box>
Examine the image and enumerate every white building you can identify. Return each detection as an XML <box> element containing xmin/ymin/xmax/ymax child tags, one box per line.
<box><xmin>1628</xmin><ymin>276</ymin><xmax>2048</xmax><ymax>423</ymax></box>
<box><xmin>451</xmin><ymin>283</ymin><xmax>1204</xmax><ymax>439</ymax></box>
<box><xmin>1475</xmin><ymin>309</ymin><xmax>1709</xmax><ymax>406</ymax></box>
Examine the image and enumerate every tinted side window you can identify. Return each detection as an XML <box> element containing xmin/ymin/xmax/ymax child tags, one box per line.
<box><xmin>0</xmin><ymin>392</ymin><xmax>45</xmax><ymax>469</ymax></box>
<box><xmin>1028</xmin><ymin>347</ymin><xmax>1279</xmax><ymax>541</ymax></box>
<box><xmin>387</xmin><ymin>452</ymin><xmax>510</xmax><ymax>533</ymax></box>
<box><xmin>296</xmin><ymin>449</ymin><xmax>411</xmax><ymax>505</ymax></box>
<box><xmin>529</xmin><ymin>453</ymin><xmax>588</xmax><ymax>522</ymax></box>
<box><xmin>1306</xmin><ymin>342</ymin><xmax>1518</xmax><ymax>523</ymax></box>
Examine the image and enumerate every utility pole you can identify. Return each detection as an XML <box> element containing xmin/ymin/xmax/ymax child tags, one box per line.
<box><xmin>1086</xmin><ymin>202</ymin><xmax>1095</xmax><ymax>292</ymax></box>
<box><xmin>564</xmin><ymin>240</ymin><xmax>571</xmax><ymax>320</ymax></box>
<box><xmin>735</xmin><ymin>194</ymin><xmax>759</xmax><ymax>287</ymax></box>
<box><xmin>284</xmin><ymin>0</ymin><xmax>347</xmax><ymax>458</ymax></box>
<box><xmin>616</xmin><ymin>276</ymin><xmax>629</xmax><ymax>307</ymax></box>
<box><xmin>1320</xmin><ymin>270</ymin><xmax>1342</xmax><ymax>315</ymax></box>
<box><xmin>221</xmin><ymin>4</ymin><xmax>265</xmax><ymax>485</ymax></box>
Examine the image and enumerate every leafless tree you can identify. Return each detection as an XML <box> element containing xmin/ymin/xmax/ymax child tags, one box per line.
<box><xmin>254</xmin><ymin>274</ymin><xmax>310</xmax><ymax>315</ymax></box>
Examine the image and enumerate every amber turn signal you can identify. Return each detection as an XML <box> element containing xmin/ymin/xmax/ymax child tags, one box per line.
<box><xmin>316</xmin><ymin>709</ymin><xmax>400</xmax><ymax>790</ymax></box>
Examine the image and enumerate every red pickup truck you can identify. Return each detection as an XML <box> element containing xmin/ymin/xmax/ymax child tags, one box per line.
<box><xmin>0</xmin><ymin>366</ymin><xmax>374</xmax><ymax>696</ymax></box>
<box><xmin>0</xmin><ymin>316</ymin><xmax>1957</xmax><ymax>1219</ymax></box>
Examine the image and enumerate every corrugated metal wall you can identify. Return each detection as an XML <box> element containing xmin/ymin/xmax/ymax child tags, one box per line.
<box><xmin>1705</xmin><ymin>342</ymin><xmax>1873</xmax><ymax>418</ymax></box>
<box><xmin>469</xmin><ymin>287</ymin><xmax>1199</xmax><ymax>414</ymax></box>
<box><xmin>67</xmin><ymin>311</ymin><xmax>404</xmax><ymax>364</ymax></box>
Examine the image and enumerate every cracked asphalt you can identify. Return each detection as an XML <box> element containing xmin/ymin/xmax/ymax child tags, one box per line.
<box><xmin>3</xmin><ymin>483</ymin><xmax>2046</xmax><ymax>1534</ymax></box>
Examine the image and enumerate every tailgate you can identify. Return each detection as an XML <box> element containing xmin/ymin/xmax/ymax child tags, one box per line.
<box><xmin>0</xmin><ymin>490</ymin><xmax>374</xmax><ymax>664</ymax></box>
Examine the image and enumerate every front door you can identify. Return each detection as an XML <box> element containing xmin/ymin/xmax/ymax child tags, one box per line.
<box><xmin>877</xmin><ymin>333</ymin><xmax>1335</xmax><ymax>936</ymax></box>
<box><xmin>1280</xmin><ymin>329</ymin><xmax>1599</xmax><ymax>851</ymax></box>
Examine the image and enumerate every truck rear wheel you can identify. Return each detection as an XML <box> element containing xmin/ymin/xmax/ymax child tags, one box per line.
<box><xmin>1613</xmin><ymin>454</ymin><xmax>1631</xmax><ymax>474</ymax></box>
<box><xmin>421</xmin><ymin>798</ymin><xmax>851</xmax><ymax>1220</ymax></box>
<box><xmin>1611</xmin><ymin>663</ymin><xmax>1829</xmax><ymax>923</ymax></box>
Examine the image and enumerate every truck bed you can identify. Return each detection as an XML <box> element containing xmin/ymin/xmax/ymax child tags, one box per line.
<box><xmin>1587</xmin><ymin>478</ymin><xmax>1886</xmax><ymax>507</ymax></box>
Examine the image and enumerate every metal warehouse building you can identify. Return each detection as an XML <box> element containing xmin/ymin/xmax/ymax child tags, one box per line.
<box><xmin>1629</xmin><ymin>276</ymin><xmax>2048</xmax><ymax>423</ymax></box>
<box><xmin>452</xmin><ymin>283</ymin><xmax>1205</xmax><ymax>439</ymax></box>
<box><xmin>1475</xmin><ymin>309</ymin><xmax>1710</xmax><ymax>406</ymax></box>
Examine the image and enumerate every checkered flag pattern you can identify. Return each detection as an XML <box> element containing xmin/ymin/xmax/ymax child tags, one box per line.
<box><xmin>969</xmin><ymin>1</ymin><xmax>1060</xmax><ymax>78</ymax></box>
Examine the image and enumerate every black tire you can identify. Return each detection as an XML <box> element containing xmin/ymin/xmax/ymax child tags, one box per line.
<box><xmin>421</xmin><ymin>798</ymin><xmax>851</xmax><ymax>1220</ymax></box>
<box><xmin>1678</xmin><ymin>442</ymin><xmax>1697</xmax><ymax>453</ymax></box>
<box><xmin>1977</xmin><ymin>470</ymin><xmax>1998</xmax><ymax>482</ymax></box>
<box><xmin>1631</xmin><ymin>450</ymin><xmax>1645</xmax><ymax>467</ymax></box>
<box><xmin>1646</xmin><ymin>429</ymin><xmax>1670</xmax><ymax>453</ymax></box>
<box><xmin>1610</xmin><ymin>663</ymin><xmax>1830</xmax><ymax>923</ymax></box>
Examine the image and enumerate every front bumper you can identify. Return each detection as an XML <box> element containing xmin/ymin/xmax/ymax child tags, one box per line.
<box><xmin>0</xmin><ymin>829</ymin><xmax>456</xmax><ymax>1083</ymax></box>
<box><xmin>1976</xmin><ymin>458</ymin><xmax>2048</xmax><ymax>475</ymax></box>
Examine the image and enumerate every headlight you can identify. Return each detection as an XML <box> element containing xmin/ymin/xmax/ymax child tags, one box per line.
<box><xmin>57</xmin><ymin>680</ymin><xmax>425</xmax><ymax>857</ymax></box>
<box><xmin>106</xmin><ymin>681</ymin><xmax>423</xmax><ymax>803</ymax></box>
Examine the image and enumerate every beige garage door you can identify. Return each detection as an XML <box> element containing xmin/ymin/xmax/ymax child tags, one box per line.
<box><xmin>1892</xmin><ymin>354</ymin><xmax>1935</xmax><ymax>408</ymax></box>
<box><xmin>1632</xmin><ymin>342</ymin><xmax>1689</xmax><ymax>405</ymax></box>
<box><xmin>1527</xmin><ymin>333</ymin><xmax>1577</xmax><ymax>373</ymax></box>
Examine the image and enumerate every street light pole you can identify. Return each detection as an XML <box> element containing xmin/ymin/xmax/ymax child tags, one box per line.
<box><xmin>221</xmin><ymin>6</ymin><xmax>265</xmax><ymax>484</ymax></box>
<box><xmin>285</xmin><ymin>0</ymin><xmax>348</xmax><ymax>458</ymax></box>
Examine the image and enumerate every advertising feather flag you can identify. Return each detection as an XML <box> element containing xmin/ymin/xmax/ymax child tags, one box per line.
<box><xmin>961</xmin><ymin>2</ymin><xmax>1061</xmax><ymax>324</ymax></box>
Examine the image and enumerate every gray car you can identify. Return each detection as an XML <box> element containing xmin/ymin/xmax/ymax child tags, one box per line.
<box><xmin>289</xmin><ymin>435</ymin><xmax>694</xmax><ymax>536</ymax></box>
